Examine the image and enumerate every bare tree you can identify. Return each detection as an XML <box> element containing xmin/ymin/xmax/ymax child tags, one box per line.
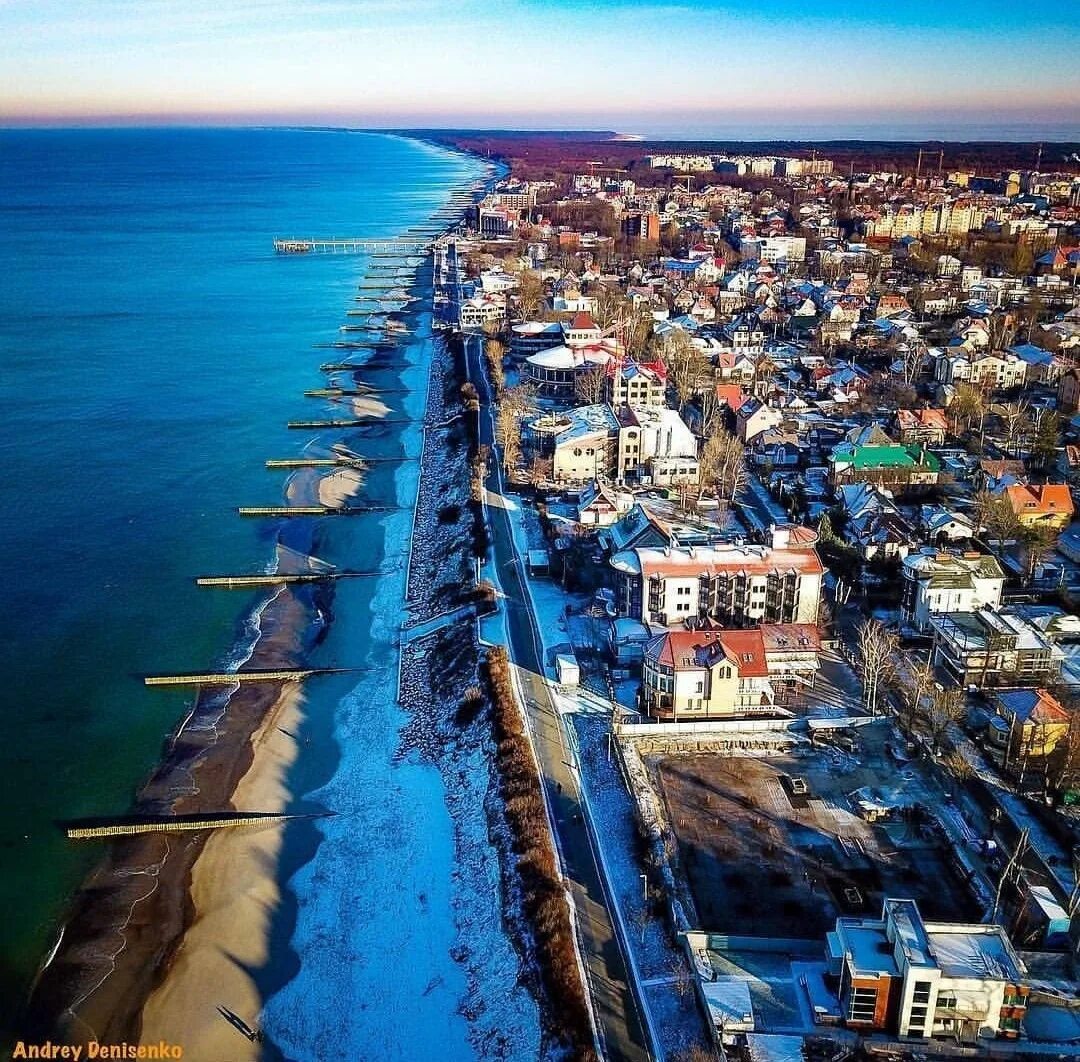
<box><xmin>661</xmin><ymin>331</ymin><xmax>713</xmax><ymax>410</ymax></box>
<box><xmin>515</xmin><ymin>269</ymin><xmax>545</xmax><ymax>320</ymax></box>
<box><xmin>925</xmin><ymin>685</ymin><xmax>965</xmax><ymax>755</ymax></box>
<box><xmin>855</xmin><ymin>619</ymin><xmax>898</xmax><ymax>716</ymax></box>
<box><xmin>902</xmin><ymin>659</ymin><xmax>936</xmax><ymax>732</ymax></box>
<box><xmin>698</xmin><ymin>428</ymin><xmax>746</xmax><ymax>504</ymax></box>
<box><xmin>574</xmin><ymin>362</ymin><xmax>608</xmax><ymax>406</ymax></box>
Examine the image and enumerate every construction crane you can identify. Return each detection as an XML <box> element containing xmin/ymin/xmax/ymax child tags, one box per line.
<box><xmin>585</xmin><ymin>161</ymin><xmax>629</xmax><ymax>176</ymax></box>
<box><xmin>672</xmin><ymin>174</ymin><xmax>695</xmax><ymax>193</ymax></box>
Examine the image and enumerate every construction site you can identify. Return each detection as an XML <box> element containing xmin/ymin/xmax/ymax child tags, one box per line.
<box><xmin>645</xmin><ymin>720</ymin><xmax>984</xmax><ymax>940</ymax></box>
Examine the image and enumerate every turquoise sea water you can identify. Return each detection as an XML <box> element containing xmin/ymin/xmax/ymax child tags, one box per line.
<box><xmin>0</xmin><ymin>128</ymin><xmax>539</xmax><ymax>1056</ymax></box>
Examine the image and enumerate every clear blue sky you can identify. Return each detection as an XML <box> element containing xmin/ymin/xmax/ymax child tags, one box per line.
<box><xmin>1</xmin><ymin>0</ymin><xmax>1077</xmax><ymax>137</ymax></box>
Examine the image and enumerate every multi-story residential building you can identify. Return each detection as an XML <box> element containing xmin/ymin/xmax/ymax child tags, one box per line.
<box><xmin>986</xmin><ymin>688</ymin><xmax>1072</xmax><ymax>773</ymax></box>
<box><xmin>622</xmin><ymin>211</ymin><xmax>661</xmax><ymax>242</ymax></box>
<box><xmin>929</xmin><ymin>607</ymin><xmax>1063</xmax><ymax>687</ymax></box>
<box><xmin>611</xmin><ymin>526</ymin><xmax>824</xmax><ymax>629</ymax></box>
<box><xmin>829</xmin><ymin>898</ymin><xmax>1028</xmax><ymax>1043</ymax></box>
<box><xmin>639</xmin><ymin>623</ymin><xmax>820</xmax><ymax>719</ymax></box>
<box><xmin>605</xmin><ymin>360</ymin><xmax>667</xmax><ymax>409</ymax></box>
<box><xmin>901</xmin><ymin>550</ymin><xmax>1006</xmax><ymax>632</ymax></box>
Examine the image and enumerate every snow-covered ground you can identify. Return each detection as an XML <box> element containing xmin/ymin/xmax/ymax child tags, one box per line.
<box><xmin>497</xmin><ymin>492</ymin><xmax>712</xmax><ymax>1057</ymax></box>
<box><xmin>262</xmin><ymin>313</ymin><xmax>542</xmax><ymax>1060</ymax></box>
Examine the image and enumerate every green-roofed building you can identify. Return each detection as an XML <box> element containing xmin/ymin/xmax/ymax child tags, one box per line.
<box><xmin>830</xmin><ymin>441</ymin><xmax>942</xmax><ymax>488</ymax></box>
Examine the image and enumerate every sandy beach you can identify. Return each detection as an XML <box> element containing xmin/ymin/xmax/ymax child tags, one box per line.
<box><xmin>139</xmin><ymin>683</ymin><xmax>306</xmax><ymax>1060</ymax></box>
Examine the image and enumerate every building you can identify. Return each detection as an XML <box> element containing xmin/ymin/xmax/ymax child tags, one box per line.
<box><xmin>527</xmin><ymin>404</ymin><xmax>620</xmax><ymax>483</ymax></box>
<box><xmin>611</xmin><ymin>526</ymin><xmax>824</xmax><ymax>629</ymax></box>
<box><xmin>986</xmin><ymin>688</ymin><xmax>1071</xmax><ymax>772</ymax></box>
<box><xmin>894</xmin><ymin>408</ymin><xmax>948</xmax><ymax>446</ymax></box>
<box><xmin>622</xmin><ymin>211</ymin><xmax>661</xmax><ymax>242</ymax></box>
<box><xmin>640</xmin><ymin>623</ymin><xmax>820</xmax><ymax>720</ymax></box>
<box><xmin>830</xmin><ymin>442</ymin><xmax>941</xmax><ymax>489</ymax></box>
<box><xmin>829</xmin><ymin>898</ymin><xmax>1028</xmax><ymax>1043</ymax></box>
<box><xmin>605</xmin><ymin>359</ymin><xmax>667</xmax><ymax>409</ymax></box>
<box><xmin>929</xmin><ymin>607</ymin><xmax>1063</xmax><ymax>687</ymax></box>
<box><xmin>736</xmin><ymin>398</ymin><xmax>784</xmax><ymax>443</ymax></box>
<box><xmin>616</xmin><ymin>405</ymin><xmax>698</xmax><ymax>485</ymax></box>
<box><xmin>524</xmin><ymin>342</ymin><xmax>618</xmax><ymax>400</ymax></box>
<box><xmin>901</xmin><ymin>550</ymin><xmax>1006</xmax><ymax>633</ymax></box>
<box><xmin>1002</xmin><ymin>483</ymin><xmax>1075</xmax><ymax>533</ymax></box>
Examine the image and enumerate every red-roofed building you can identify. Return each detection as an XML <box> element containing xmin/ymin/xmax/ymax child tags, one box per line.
<box><xmin>641</xmin><ymin>623</ymin><xmax>820</xmax><ymax>719</ymax></box>
<box><xmin>1003</xmin><ymin>483</ymin><xmax>1075</xmax><ymax>532</ymax></box>
<box><xmin>611</xmin><ymin>526</ymin><xmax>824</xmax><ymax>628</ymax></box>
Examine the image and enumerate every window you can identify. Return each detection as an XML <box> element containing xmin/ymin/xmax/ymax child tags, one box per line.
<box><xmin>848</xmin><ymin>986</ymin><xmax>879</xmax><ymax>1023</ymax></box>
<box><xmin>912</xmin><ymin>982</ymin><xmax>933</xmax><ymax>1005</ymax></box>
<box><xmin>695</xmin><ymin>681</ymin><xmax>704</xmax><ymax>694</ymax></box>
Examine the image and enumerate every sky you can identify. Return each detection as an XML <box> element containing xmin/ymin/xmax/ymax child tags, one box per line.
<box><xmin>1</xmin><ymin>0</ymin><xmax>1078</xmax><ymax>138</ymax></box>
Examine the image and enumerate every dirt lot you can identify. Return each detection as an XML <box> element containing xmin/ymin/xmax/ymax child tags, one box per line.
<box><xmin>650</xmin><ymin>724</ymin><xmax>982</xmax><ymax>937</ymax></box>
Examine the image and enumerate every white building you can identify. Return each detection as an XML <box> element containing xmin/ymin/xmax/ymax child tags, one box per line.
<box><xmin>901</xmin><ymin>550</ymin><xmax>1005</xmax><ymax>632</ymax></box>
<box><xmin>830</xmin><ymin>898</ymin><xmax>1028</xmax><ymax>1043</ymax></box>
<box><xmin>611</xmin><ymin>526</ymin><xmax>824</xmax><ymax>629</ymax></box>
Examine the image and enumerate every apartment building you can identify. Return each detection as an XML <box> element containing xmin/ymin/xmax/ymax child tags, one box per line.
<box><xmin>611</xmin><ymin>526</ymin><xmax>824</xmax><ymax>629</ymax></box>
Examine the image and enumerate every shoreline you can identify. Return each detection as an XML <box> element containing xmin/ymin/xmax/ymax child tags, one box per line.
<box><xmin>18</xmin><ymin>140</ymin><xmax>499</xmax><ymax>1053</ymax></box>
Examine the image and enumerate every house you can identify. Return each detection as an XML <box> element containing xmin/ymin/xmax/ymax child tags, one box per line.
<box><xmin>607</xmin><ymin>618</ymin><xmax>652</xmax><ymax>666</ymax></box>
<box><xmin>1002</xmin><ymin>483</ymin><xmax>1075</xmax><ymax>532</ymax></box>
<box><xmin>900</xmin><ymin>550</ymin><xmax>1005</xmax><ymax>633</ymax></box>
<box><xmin>611</xmin><ymin>526</ymin><xmax>824</xmax><ymax>629</ymax></box>
<box><xmin>968</xmin><ymin>351</ymin><xmax>1027</xmax><ymax>392</ymax></box>
<box><xmin>919</xmin><ymin>505</ymin><xmax>976</xmax><ymax>543</ymax></box>
<box><xmin>838</xmin><ymin>483</ymin><xmax>915</xmax><ymax>561</ymax></box>
<box><xmin>639</xmin><ymin>623</ymin><xmax>820</xmax><ymax>719</ymax></box>
<box><xmin>828</xmin><ymin>898</ymin><xmax>1028</xmax><ymax>1042</ymax></box>
<box><xmin>1058</xmin><ymin>367</ymin><xmax>1080</xmax><ymax>415</ymax></box>
<box><xmin>736</xmin><ymin>398</ymin><xmax>784</xmax><ymax>443</ymax></box>
<box><xmin>929</xmin><ymin>607</ymin><xmax>1063</xmax><ymax>687</ymax></box>
<box><xmin>986</xmin><ymin>688</ymin><xmax>1071</xmax><ymax>772</ymax></box>
<box><xmin>830</xmin><ymin>441</ymin><xmax>941</xmax><ymax>489</ymax></box>
<box><xmin>576</xmin><ymin>481</ymin><xmax>632</xmax><ymax>527</ymax></box>
<box><xmin>894</xmin><ymin>408</ymin><xmax>949</xmax><ymax>446</ymax></box>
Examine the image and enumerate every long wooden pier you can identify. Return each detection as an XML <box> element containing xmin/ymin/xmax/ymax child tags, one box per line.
<box><xmin>144</xmin><ymin>668</ymin><xmax>348</xmax><ymax>687</ymax></box>
<box><xmin>274</xmin><ymin>238</ymin><xmax>430</xmax><ymax>255</ymax></box>
<box><xmin>287</xmin><ymin>418</ymin><xmax>411</xmax><ymax>429</ymax></box>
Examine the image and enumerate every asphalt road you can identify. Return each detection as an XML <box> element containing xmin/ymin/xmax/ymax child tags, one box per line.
<box><xmin>464</xmin><ymin>331</ymin><xmax>651</xmax><ymax>1062</ymax></box>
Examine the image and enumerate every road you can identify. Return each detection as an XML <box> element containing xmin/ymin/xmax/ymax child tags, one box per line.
<box><xmin>463</xmin><ymin>330</ymin><xmax>651</xmax><ymax>1062</ymax></box>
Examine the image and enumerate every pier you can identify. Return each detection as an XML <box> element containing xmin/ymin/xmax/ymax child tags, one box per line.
<box><xmin>273</xmin><ymin>237</ymin><xmax>430</xmax><ymax>255</ymax></box>
<box><xmin>144</xmin><ymin>668</ymin><xmax>349</xmax><ymax>687</ymax></box>
<box><xmin>287</xmin><ymin>418</ymin><xmax>411</xmax><ymax>429</ymax></box>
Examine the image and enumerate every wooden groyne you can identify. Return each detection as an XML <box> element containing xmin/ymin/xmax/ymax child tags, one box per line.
<box><xmin>194</xmin><ymin>572</ymin><xmax>383</xmax><ymax>588</ymax></box>
<box><xmin>287</xmin><ymin>418</ymin><xmax>411</xmax><ymax>429</ymax></box>
<box><xmin>65</xmin><ymin>811</ymin><xmax>330</xmax><ymax>840</ymax></box>
<box><xmin>237</xmin><ymin>505</ymin><xmax>403</xmax><ymax>516</ymax></box>
<box><xmin>265</xmin><ymin>458</ymin><xmax>366</xmax><ymax>469</ymax></box>
<box><xmin>144</xmin><ymin>668</ymin><xmax>349</xmax><ymax>687</ymax></box>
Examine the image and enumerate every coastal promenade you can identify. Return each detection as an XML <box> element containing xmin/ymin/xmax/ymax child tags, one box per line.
<box><xmin>464</xmin><ymin>331</ymin><xmax>651</xmax><ymax>1062</ymax></box>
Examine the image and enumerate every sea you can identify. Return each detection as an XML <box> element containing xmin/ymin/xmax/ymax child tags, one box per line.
<box><xmin>0</xmin><ymin>127</ymin><xmax>540</xmax><ymax>1057</ymax></box>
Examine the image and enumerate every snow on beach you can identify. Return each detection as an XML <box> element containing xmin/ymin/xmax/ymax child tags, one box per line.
<box><xmin>262</xmin><ymin>321</ymin><xmax>542</xmax><ymax>1059</ymax></box>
